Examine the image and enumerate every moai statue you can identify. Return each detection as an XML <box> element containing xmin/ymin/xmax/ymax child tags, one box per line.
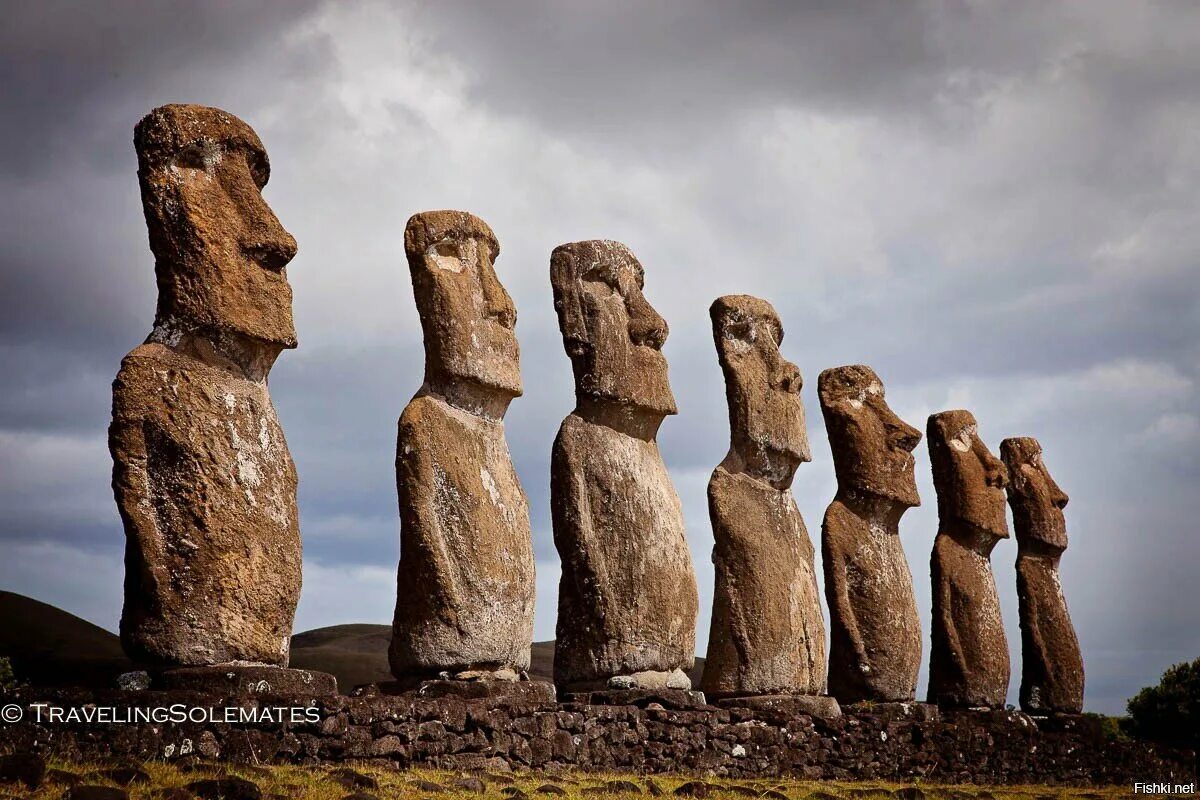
<box><xmin>389</xmin><ymin>211</ymin><xmax>539</xmax><ymax>693</ymax></box>
<box><xmin>926</xmin><ymin>410</ymin><xmax>1011</xmax><ymax>708</ymax></box>
<box><xmin>111</xmin><ymin>105</ymin><xmax>305</xmax><ymax>672</ymax></box>
<box><xmin>1001</xmin><ymin>437</ymin><xmax>1083</xmax><ymax>714</ymax></box>
<box><xmin>818</xmin><ymin>365</ymin><xmax>923</xmax><ymax>704</ymax></box>
<box><xmin>701</xmin><ymin>296</ymin><xmax>827</xmax><ymax>703</ymax></box>
<box><xmin>549</xmin><ymin>240</ymin><xmax>699</xmax><ymax>694</ymax></box>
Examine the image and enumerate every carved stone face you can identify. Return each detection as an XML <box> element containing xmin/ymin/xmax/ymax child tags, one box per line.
<box><xmin>135</xmin><ymin>104</ymin><xmax>298</xmax><ymax>350</ymax></box>
<box><xmin>818</xmin><ymin>365</ymin><xmax>921</xmax><ymax>508</ymax></box>
<box><xmin>1001</xmin><ymin>436</ymin><xmax>1069</xmax><ymax>551</ymax></box>
<box><xmin>550</xmin><ymin>240</ymin><xmax>676</xmax><ymax>416</ymax></box>
<box><xmin>711</xmin><ymin>295</ymin><xmax>809</xmax><ymax>487</ymax></box>
<box><xmin>405</xmin><ymin>211</ymin><xmax>522</xmax><ymax>400</ymax></box>
<box><xmin>927</xmin><ymin>410</ymin><xmax>1010</xmax><ymax>542</ymax></box>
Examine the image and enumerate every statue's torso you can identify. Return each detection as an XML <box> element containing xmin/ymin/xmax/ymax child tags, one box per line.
<box><xmin>928</xmin><ymin>532</ymin><xmax>1010</xmax><ymax>707</ymax></box>
<box><xmin>1016</xmin><ymin>552</ymin><xmax>1083</xmax><ymax>713</ymax></box>
<box><xmin>702</xmin><ymin>466</ymin><xmax>825</xmax><ymax>696</ymax></box>
<box><xmin>111</xmin><ymin>342</ymin><xmax>300</xmax><ymax>666</ymax></box>
<box><xmin>390</xmin><ymin>395</ymin><xmax>535</xmax><ymax>676</ymax></box>
<box><xmin>822</xmin><ymin>499</ymin><xmax>921</xmax><ymax>702</ymax></box>
<box><xmin>551</xmin><ymin>413</ymin><xmax>698</xmax><ymax>687</ymax></box>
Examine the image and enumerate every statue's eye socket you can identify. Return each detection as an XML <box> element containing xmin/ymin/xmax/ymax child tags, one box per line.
<box><xmin>583</xmin><ymin>266</ymin><xmax>617</xmax><ymax>288</ymax></box>
<box><xmin>434</xmin><ymin>241</ymin><xmax>460</xmax><ymax>259</ymax></box>
<box><xmin>174</xmin><ymin>144</ymin><xmax>210</xmax><ymax>171</ymax></box>
<box><xmin>726</xmin><ymin>321</ymin><xmax>753</xmax><ymax>341</ymax></box>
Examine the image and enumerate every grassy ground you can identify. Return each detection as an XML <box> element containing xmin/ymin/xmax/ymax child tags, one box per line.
<box><xmin>3</xmin><ymin>760</ymin><xmax>1145</xmax><ymax>800</ymax></box>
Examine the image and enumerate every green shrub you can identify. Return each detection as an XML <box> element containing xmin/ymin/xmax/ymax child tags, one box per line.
<box><xmin>1126</xmin><ymin>657</ymin><xmax>1200</xmax><ymax>746</ymax></box>
<box><xmin>0</xmin><ymin>656</ymin><xmax>16</xmax><ymax>692</ymax></box>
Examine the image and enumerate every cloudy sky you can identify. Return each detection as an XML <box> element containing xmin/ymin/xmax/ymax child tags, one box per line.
<box><xmin>3</xmin><ymin>1</ymin><xmax>1198</xmax><ymax>714</ymax></box>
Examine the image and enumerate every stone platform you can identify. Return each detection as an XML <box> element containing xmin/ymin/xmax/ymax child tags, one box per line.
<box><xmin>0</xmin><ymin>685</ymin><xmax>1193</xmax><ymax>786</ymax></box>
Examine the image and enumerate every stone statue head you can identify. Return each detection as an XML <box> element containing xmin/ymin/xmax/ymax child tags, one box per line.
<box><xmin>550</xmin><ymin>240</ymin><xmax>676</xmax><ymax>417</ymax></box>
<box><xmin>135</xmin><ymin>104</ymin><xmax>298</xmax><ymax>354</ymax></box>
<box><xmin>405</xmin><ymin>211</ymin><xmax>521</xmax><ymax>413</ymax></box>
<box><xmin>818</xmin><ymin>365</ymin><xmax>921</xmax><ymax>508</ymax></box>
<box><xmin>927</xmin><ymin>410</ymin><xmax>1010</xmax><ymax>543</ymax></box>
<box><xmin>711</xmin><ymin>295</ymin><xmax>809</xmax><ymax>488</ymax></box>
<box><xmin>1001</xmin><ymin>436</ymin><xmax>1069</xmax><ymax>551</ymax></box>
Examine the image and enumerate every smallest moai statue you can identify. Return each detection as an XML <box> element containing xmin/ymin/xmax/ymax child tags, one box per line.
<box><xmin>1002</xmin><ymin>437</ymin><xmax>1084</xmax><ymax>714</ymax></box>
<box><xmin>926</xmin><ymin>410</ymin><xmax>1011</xmax><ymax>708</ymax></box>
<box><xmin>700</xmin><ymin>296</ymin><xmax>827</xmax><ymax>702</ymax></box>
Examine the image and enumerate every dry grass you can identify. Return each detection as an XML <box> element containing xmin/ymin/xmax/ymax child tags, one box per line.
<box><xmin>9</xmin><ymin>760</ymin><xmax>1142</xmax><ymax>800</ymax></box>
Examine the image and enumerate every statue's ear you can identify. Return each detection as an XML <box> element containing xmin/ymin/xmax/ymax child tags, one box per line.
<box><xmin>551</xmin><ymin>247</ymin><xmax>588</xmax><ymax>357</ymax></box>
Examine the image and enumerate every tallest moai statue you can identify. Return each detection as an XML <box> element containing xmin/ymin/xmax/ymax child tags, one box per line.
<box><xmin>111</xmin><ymin>105</ymin><xmax>302</xmax><ymax>667</ymax></box>
<box><xmin>549</xmin><ymin>240</ymin><xmax>699</xmax><ymax>693</ymax></box>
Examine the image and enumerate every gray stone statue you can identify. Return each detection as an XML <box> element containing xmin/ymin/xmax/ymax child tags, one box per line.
<box><xmin>701</xmin><ymin>296</ymin><xmax>826</xmax><ymax>700</ymax></box>
<box><xmin>549</xmin><ymin>240</ymin><xmax>699</xmax><ymax>693</ymax></box>
<box><xmin>818</xmin><ymin>365</ymin><xmax>923</xmax><ymax>703</ymax></box>
<box><xmin>1002</xmin><ymin>436</ymin><xmax>1084</xmax><ymax>714</ymax></box>
<box><xmin>927</xmin><ymin>410</ymin><xmax>1010</xmax><ymax>708</ymax></box>
<box><xmin>389</xmin><ymin>211</ymin><xmax>537</xmax><ymax>688</ymax></box>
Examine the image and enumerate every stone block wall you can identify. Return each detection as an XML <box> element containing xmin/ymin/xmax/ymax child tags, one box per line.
<box><xmin>0</xmin><ymin>688</ymin><xmax>1193</xmax><ymax>786</ymax></box>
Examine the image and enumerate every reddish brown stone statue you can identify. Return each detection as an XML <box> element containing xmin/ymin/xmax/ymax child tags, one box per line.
<box><xmin>1002</xmin><ymin>437</ymin><xmax>1083</xmax><ymax>714</ymax></box>
<box><xmin>111</xmin><ymin>105</ymin><xmax>301</xmax><ymax>666</ymax></box>
<box><xmin>389</xmin><ymin>211</ymin><xmax>536</xmax><ymax>685</ymax></box>
<box><xmin>550</xmin><ymin>240</ymin><xmax>699</xmax><ymax>692</ymax></box>
<box><xmin>819</xmin><ymin>365</ymin><xmax>923</xmax><ymax>703</ymax></box>
<box><xmin>927</xmin><ymin>410</ymin><xmax>1011</xmax><ymax>708</ymax></box>
<box><xmin>701</xmin><ymin>296</ymin><xmax>826</xmax><ymax>699</ymax></box>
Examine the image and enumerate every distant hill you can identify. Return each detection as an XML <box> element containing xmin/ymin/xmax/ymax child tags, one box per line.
<box><xmin>0</xmin><ymin>590</ymin><xmax>133</xmax><ymax>687</ymax></box>
<box><xmin>0</xmin><ymin>591</ymin><xmax>704</xmax><ymax>692</ymax></box>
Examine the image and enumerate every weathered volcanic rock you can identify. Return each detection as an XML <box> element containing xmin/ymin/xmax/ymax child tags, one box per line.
<box><xmin>389</xmin><ymin>211</ymin><xmax>536</xmax><ymax>682</ymax></box>
<box><xmin>818</xmin><ymin>365</ymin><xmax>923</xmax><ymax>703</ymax></box>
<box><xmin>1002</xmin><ymin>436</ymin><xmax>1083</xmax><ymax>714</ymax></box>
<box><xmin>700</xmin><ymin>296</ymin><xmax>826</xmax><ymax>698</ymax></box>
<box><xmin>927</xmin><ymin>410</ymin><xmax>1011</xmax><ymax>708</ymax></box>
<box><xmin>549</xmin><ymin>240</ymin><xmax>699</xmax><ymax>691</ymax></box>
<box><xmin>156</xmin><ymin>664</ymin><xmax>337</xmax><ymax>696</ymax></box>
<box><xmin>111</xmin><ymin>104</ymin><xmax>301</xmax><ymax>666</ymax></box>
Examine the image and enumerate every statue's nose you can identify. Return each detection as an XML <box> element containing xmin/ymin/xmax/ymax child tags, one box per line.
<box><xmin>243</xmin><ymin>230</ymin><xmax>297</xmax><ymax>272</ymax></box>
<box><xmin>481</xmin><ymin>259</ymin><xmax>517</xmax><ymax>329</ymax></box>
<box><xmin>626</xmin><ymin>289</ymin><xmax>668</xmax><ymax>349</ymax></box>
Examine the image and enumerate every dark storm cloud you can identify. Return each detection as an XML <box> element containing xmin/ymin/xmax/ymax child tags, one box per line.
<box><xmin>2</xmin><ymin>0</ymin><xmax>1197</xmax><ymax>714</ymax></box>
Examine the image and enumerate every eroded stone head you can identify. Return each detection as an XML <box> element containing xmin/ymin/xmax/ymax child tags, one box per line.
<box><xmin>711</xmin><ymin>295</ymin><xmax>809</xmax><ymax>487</ymax></box>
<box><xmin>405</xmin><ymin>210</ymin><xmax>521</xmax><ymax>410</ymax></box>
<box><xmin>135</xmin><ymin>104</ymin><xmax>298</xmax><ymax>354</ymax></box>
<box><xmin>928</xmin><ymin>410</ymin><xmax>1010</xmax><ymax>543</ymax></box>
<box><xmin>1001</xmin><ymin>436</ymin><xmax>1069</xmax><ymax>551</ymax></box>
<box><xmin>818</xmin><ymin>365</ymin><xmax>921</xmax><ymax>508</ymax></box>
<box><xmin>550</xmin><ymin>240</ymin><xmax>676</xmax><ymax>416</ymax></box>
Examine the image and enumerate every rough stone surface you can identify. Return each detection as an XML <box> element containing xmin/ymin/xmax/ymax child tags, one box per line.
<box><xmin>562</xmin><ymin>689</ymin><xmax>708</xmax><ymax>710</ymax></box>
<box><xmin>156</xmin><ymin>665</ymin><xmax>337</xmax><ymax>697</ymax></box>
<box><xmin>360</xmin><ymin>679</ymin><xmax>556</xmax><ymax>707</ymax></box>
<box><xmin>926</xmin><ymin>410</ymin><xmax>1011</xmax><ymax>709</ymax></box>
<box><xmin>714</xmin><ymin>694</ymin><xmax>842</xmax><ymax>724</ymax></box>
<box><xmin>390</xmin><ymin>211</ymin><xmax>536</xmax><ymax>682</ymax></box>
<box><xmin>817</xmin><ymin>366</ymin><xmax>923</xmax><ymax>703</ymax></box>
<box><xmin>111</xmin><ymin>104</ymin><xmax>302</xmax><ymax>667</ymax></box>
<box><xmin>549</xmin><ymin>240</ymin><xmax>698</xmax><ymax>691</ymax></box>
<box><xmin>1001</xmin><ymin>437</ymin><xmax>1084</xmax><ymax>715</ymax></box>
<box><xmin>2</xmin><ymin>687</ymin><xmax>1192</xmax><ymax>785</ymax></box>
<box><xmin>701</xmin><ymin>296</ymin><xmax>826</xmax><ymax>700</ymax></box>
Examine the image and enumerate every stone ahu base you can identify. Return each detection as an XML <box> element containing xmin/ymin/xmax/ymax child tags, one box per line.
<box><xmin>713</xmin><ymin>694</ymin><xmax>842</xmax><ymax>724</ymax></box>
<box><xmin>118</xmin><ymin>665</ymin><xmax>339</xmax><ymax>697</ymax></box>
<box><xmin>358</xmin><ymin>679</ymin><xmax>557</xmax><ymax>706</ymax></box>
<box><xmin>1</xmin><ymin>685</ymin><xmax>1193</xmax><ymax>786</ymax></box>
